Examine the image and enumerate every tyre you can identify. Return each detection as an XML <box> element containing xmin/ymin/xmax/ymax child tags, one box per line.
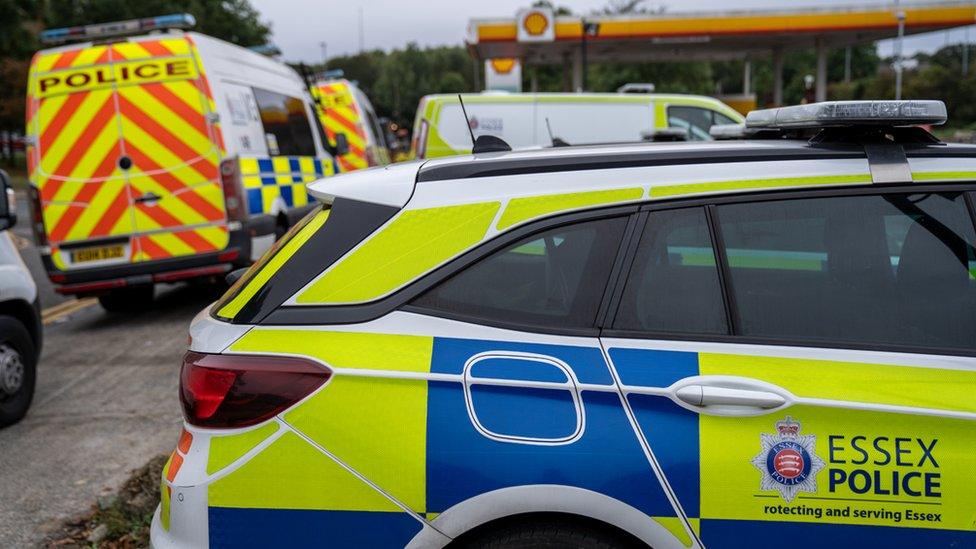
<box><xmin>456</xmin><ymin>516</ymin><xmax>645</xmax><ymax>549</ymax></box>
<box><xmin>98</xmin><ymin>284</ymin><xmax>154</xmax><ymax>313</ymax></box>
<box><xmin>0</xmin><ymin>315</ymin><xmax>37</xmax><ymax>428</ymax></box>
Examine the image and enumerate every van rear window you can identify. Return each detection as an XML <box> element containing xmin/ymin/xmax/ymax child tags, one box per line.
<box><xmin>253</xmin><ymin>88</ymin><xmax>316</xmax><ymax>156</ymax></box>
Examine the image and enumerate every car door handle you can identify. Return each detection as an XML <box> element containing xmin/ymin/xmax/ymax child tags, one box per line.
<box><xmin>675</xmin><ymin>384</ymin><xmax>786</xmax><ymax>409</ymax></box>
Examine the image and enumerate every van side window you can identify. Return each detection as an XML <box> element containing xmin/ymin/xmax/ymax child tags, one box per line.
<box><xmin>413</xmin><ymin>217</ymin><xmax>628</xmax><ymax>329</ymax></box>
<box><xmin>252</xmin><ymin>88</ymin><xmax>316</xmax><ymax>156</ymax></box>
<box><xmin>716</xmin><ymin>192</ymin><xmax>976</xmax><ymax>351</ymax></box>
<box><xmin>613</xmin><ymin>207</ymin><xmax>729</xmax><ymax>334</ymax></box>
<box><xmin>667</xmin><ymin>106</ymin><xmax>734</xmax><ymax>141</ymax></box>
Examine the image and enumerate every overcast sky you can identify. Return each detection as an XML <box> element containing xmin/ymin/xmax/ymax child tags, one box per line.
<box><xmin>249</xmin><ymin>0</ymin><xmax>976</xmax><ymax>63</ymax></box>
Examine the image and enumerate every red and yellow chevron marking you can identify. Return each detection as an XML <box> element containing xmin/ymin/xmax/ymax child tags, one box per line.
<box><xmin>313</xmin><ymin>81</ymin><xmax>369</xmax><ymax>172</ymax></box>
<box><xmin>27</xmin><ymin>36</ymin><xmax>228</xmax><ymax>267</ymax></box>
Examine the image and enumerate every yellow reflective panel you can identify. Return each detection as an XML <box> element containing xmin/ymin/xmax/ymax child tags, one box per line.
<box><xmin>649</xmin><ymin>174</ymin><xmax>871</xmax><ymax>199</ymax></box>
<box><xmin>700</xmin><ymin>406</ymin><xmax>975</xmax><ymax>532</ymax></box>
<box><xmin>160</xmin><ymin>482</ymin><xmax>171</xmax><ymax>531</ymax></box>
<box><xmin>699</xmin><ymin>354</ymin><xmax>976</xmax><ymax>414</ymax></box>
<box><xmin>286</xmin><ymin>376</ymin><xmax>428</xmax><ymax>512</ymax></box>
<box><xmin>230</xmin><ymin>330</ymin><xmax>433</xmax><ymax>373</ymax></box>
<box><xmin>296</xmin><ymin>202</ymin><xmax>500</xmax><ymax>304</ymax></box>
<box><xmin>496</xmin><ymin>188</ymin><xmax>643</xmax><ymax>230</ymax></box>
<box><xmin>207</xmin><ymin>422</ymin><xmax>279</xmax><ymax>475</ymax></box>
<box><xmin>208</xmin><ymin>430</ymin><xmax>399</xmax><ymax>512</ymax></box>
<box><xmin>652</xmin><ymin>516</ymin><xmax>695</xmax><ymax>547</ymax></box>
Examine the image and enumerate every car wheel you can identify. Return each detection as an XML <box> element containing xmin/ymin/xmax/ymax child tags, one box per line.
<box><xmin>0</xmin><ymin>315</ymin><xmax>37</xmax><ymax>428</ymax></box>
<box><xmin>456</xmin><ymin>517</ymin><xmax>645</xmax><ymax>549</ymax></box>
<box><xmin>98</xmin><ymin>285</ymin><xmax>155</xmax><ymax>313</ymax></box>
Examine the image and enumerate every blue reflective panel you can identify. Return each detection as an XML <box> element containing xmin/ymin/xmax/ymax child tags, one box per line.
<box><xmin>469</xmin><ymin>384</ymin><xmax>577</xmax><ymax>440</ymax></box>
<box><xmin>469</xmin><ymin>356</ymin><xmax>569</xmax><ymax>383</ymax></box>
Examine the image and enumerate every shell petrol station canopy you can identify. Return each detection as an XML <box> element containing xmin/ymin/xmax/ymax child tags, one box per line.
<box><xmin>466</xmin><ymin>2</ymin><xmax>976</xmax><ymax>101</ymax></box>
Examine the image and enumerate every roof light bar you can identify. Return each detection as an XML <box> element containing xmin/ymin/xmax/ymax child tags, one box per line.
<box><xmin>709</xmin><ymin>123</ymin><xmax>750</xmax><ymax>140</ymax></box>
<box><xmin>746</xmin><ymin>100</ymin><xmax>947</xmax><ymax>130</ymax></box>
<box><xmin>40</xmin><ymin>13</ymin><xmax>196</xmax><ymax>45</ymax></box>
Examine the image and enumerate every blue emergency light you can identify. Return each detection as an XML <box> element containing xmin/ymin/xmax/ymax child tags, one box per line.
<box><xmin>39</xmin><ymin>14</ymin><xmax>196</xmax><ymax>45</ymax></box>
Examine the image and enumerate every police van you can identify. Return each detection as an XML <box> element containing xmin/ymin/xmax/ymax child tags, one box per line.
<box><xmin>312</xmin><ymin>77</ymin><xmax>391</xmax><ymax>171</ymax></box>
<box><xmin>25</xmin><ymin>15</ymin><xmax>338</xmax><ymax>311</ymax></box>
<box><xmin>411</xmin><ymin>92</ymin><xmax>744</xmax><ymax>159</ymax></box>
<box><xmin>154</xmin><ymin>101</ymin><xmax>975</xmax><ymax>548</ymax></box>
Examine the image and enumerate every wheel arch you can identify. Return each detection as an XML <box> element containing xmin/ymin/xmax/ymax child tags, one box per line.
<box><xmin>0</xmin><ymin>298</ymin><xmax>42</xmax><ymax>355</ymax></box>
<box><xmin>406</xmin><ymin>484</ymin><xmax>690</xmax><ymax>549</ymax></box>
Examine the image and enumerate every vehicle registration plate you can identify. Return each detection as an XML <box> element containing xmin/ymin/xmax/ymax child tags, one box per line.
<box><xmin>70</xmin><ymin>245</ymin><xmax>125</xmax><ymax>263</ymax></box>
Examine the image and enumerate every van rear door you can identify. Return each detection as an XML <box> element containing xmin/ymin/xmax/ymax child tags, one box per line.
<box><xmin>112</xmin><ymin>37</ymin><xmax>227</xmax><ymax>262</ymax></box>
<box><xmin>27</xmin><ymin>37</ymin><xmax>227</xmax><ymax>269</ymax></box>
<box><xmin>28</xmin><ymin>43</ymin><xmax>135</xmax><ymax>269</ymax></box>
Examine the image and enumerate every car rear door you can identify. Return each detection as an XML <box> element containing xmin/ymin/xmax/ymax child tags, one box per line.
<box><xmin>113</xmin><ymin>36</ymin><xmax>227</xmax><ymax>262</ymax></box>
<box><xmin>600</xmin><ymin>190</ymin><xmax>976</xmax><ymax>547</ymax></box>
<box><xmin>28</xmin><ymin>43</ymin><xmax>135</xmax><ymax>269</ymax></box>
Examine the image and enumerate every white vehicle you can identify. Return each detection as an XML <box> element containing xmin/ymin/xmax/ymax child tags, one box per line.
<box><xmin>411</xmin><ymin>92</ymin><xmax>744</xmax><ymax>158</ymax></box>
<box><xmin>0</xmin><ymin>170</ymin><xmax>41</xmax><ymax>427</ymax></box>
<box><xmin>27</xmin><ymin>14</ymin><xmax>342</xmax><ymax>310</ymax></box>
<box><xmin>154</xmin><ymin>101</ymin><xmax>976</xmax><ymax>548</ymax></box>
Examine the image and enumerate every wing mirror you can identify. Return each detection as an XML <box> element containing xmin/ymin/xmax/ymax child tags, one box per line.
<box><xmin>0</xmin><ymin>170</ymin><xmax>16</xmax><ymax>232</ymax></box>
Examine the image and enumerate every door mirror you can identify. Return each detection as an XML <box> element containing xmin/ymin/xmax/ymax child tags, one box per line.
<box><xmin>333</xmin><ymin>132</ymin><xmax>350</xmax><ymax>156</ymax></box>
<box><xmin>0</xmin><ymin>170</ymin><xmax>16</xmax><ymax>232</ymax></box>
<box><xmin>226</xmin><ymin>267</ymin><xmax>248</xmax><ymax>286</ymax></box>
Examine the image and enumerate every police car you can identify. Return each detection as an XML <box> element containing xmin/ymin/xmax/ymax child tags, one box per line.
<box><xmin>153</xmin><ymin>100</ymin><xmax>976</xmax><ymax>548</ymax></box>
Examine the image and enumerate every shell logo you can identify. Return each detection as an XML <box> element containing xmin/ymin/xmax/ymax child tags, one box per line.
<box><xmin>490</xmin><ymin>58</ymin><xmax>517</xmax><ymax>75</ymax></box>
<box><xmin>523</xmin><ymin>11</ymin><xmax>549</xmax><ymax>36</ymax></box>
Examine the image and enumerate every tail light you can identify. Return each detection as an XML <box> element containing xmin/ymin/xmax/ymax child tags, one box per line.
<box><xmin>219</xmin><ymin>158</ymin><xmax>247</xmax><ymax>222</ymax></box>
<box><xmin>179</xmin><ymin>351</ymin><xmax>331</xmax><ymax>428</ymax></box>
<box><xmin>27</xmin><ymin>186</ymin><xmax>47</xmax><ymax>246</ymax></box>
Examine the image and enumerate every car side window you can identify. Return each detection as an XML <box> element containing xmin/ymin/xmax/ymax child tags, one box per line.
<box><xmin>667</xmin><ymin>106</ymin><xmax>718</xmax><ymax>141</ymax></box>
<box><xmin>412</xmin><ymin>216</ymin><xmax>628</xmax><ymax>329</ymax></box>
<box><xmin>252</xmin><ymin>88</ymin><xmax>317</xmax><ymax>156</ymax></box>
<box><xmin>613</xmin><ymin>207</ymin><xmax>729</xmax><ymax>334</ymax></box>
<box><xmin>716</xmin><ymin>192</ymin><xmax>976</xmax><ymax>351</ymax></box>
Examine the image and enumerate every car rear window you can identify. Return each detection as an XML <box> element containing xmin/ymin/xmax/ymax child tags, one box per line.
<box><xmin>214</xmin><ymin>206</ymin><xmax>329</xmax><ymax>320</ymax></box>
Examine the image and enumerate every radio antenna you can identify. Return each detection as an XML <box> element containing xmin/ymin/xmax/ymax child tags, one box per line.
<box><xmin>457</xmin><ymin>94</ymin><xmax>476</xmax><ymax>148</ymax></box>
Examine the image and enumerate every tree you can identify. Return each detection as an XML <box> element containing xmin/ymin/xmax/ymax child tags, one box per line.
<box><xmin>43</xmin><ymin>0</ymin><xmax>271</xmax><ymax>47</ymax></box>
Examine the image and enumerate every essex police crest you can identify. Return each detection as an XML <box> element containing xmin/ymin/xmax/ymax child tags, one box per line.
<box><xmin>752</xmin><ymin>416</ymin><xmax>825</xmax><ymax>502</ymax></box>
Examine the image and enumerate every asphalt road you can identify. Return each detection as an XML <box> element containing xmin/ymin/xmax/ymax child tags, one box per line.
<box><xmin>0</xmin><ymin>204</ymin><xmax>224</xmax><ymax>546</ymax></box>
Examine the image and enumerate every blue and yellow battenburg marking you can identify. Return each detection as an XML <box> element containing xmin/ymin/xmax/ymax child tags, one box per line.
<box><xmin>609</xmin><ymin>347</ymin><xmax>976</xmax><ymax>547</ymax></box>
<box><xmin>239</xmin><ymin>156</ymin><xmax>335</xmax><ymax>216</ymax></box>
<box><xmin>166</xmin><ymin>332</ymin><xmax>976</xmax><ymax>548</ymax></box>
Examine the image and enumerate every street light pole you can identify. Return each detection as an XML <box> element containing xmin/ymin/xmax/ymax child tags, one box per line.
<box><xmin>894</xmin><ymin>2</ymin><xmax>905</xmax><ymax>100</ymax></box>
<box><xmin>319</xmin><ymin>41</ymin><xmax>327</xmax><ymax>68</ymax></box>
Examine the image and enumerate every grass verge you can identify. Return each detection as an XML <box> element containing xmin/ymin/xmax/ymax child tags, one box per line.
<box><xmin>46</xmin><ymin>454</ymin><xmax>166</xmax><ymax>548</ymax></box>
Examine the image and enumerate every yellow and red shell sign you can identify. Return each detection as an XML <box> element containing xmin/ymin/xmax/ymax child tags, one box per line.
<box><xmin>522</xmin><ymin>11</ymin><xmax>549</xmax><ymax>36</ymax></box>
<box><xmin>490</xmin><ymin>58</ymin><xmax>517</xmax><ymax>75</ymax></box>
